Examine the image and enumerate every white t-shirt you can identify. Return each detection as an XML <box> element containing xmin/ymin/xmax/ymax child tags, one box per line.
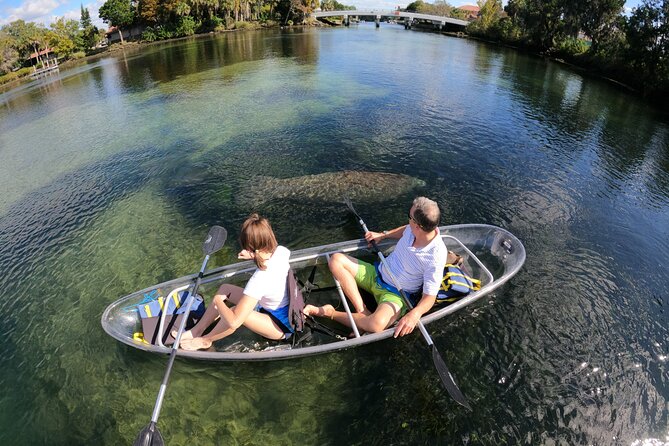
<box><xmin>243</xmin><ymin>246</ymin><xmax>290</xmax><ymax>310</ymax></box>
<box><xmin>379</xmin><ymin>226</ymin><xmax>447</xmax><ymax>296</ymax></box>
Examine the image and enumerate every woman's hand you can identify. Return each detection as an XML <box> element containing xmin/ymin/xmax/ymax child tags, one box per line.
<box><xmin>238</xmin><ymin>249</ymin><xmax>254</xmax><ymax>260</ymax></box>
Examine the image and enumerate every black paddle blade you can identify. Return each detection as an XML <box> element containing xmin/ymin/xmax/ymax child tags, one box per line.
<box><xmin>203</xmin><ymin>225</ymin><xmax>227</xmax><ymax>256</ymax></box>
<box><xmin>432</xmin><ymin>345</ymin><xmax>472</xmax><ymax>411</ymax></box>
<box><xmin>134</xmin><ymin>422</ymin><xmax>164</xmax><ymax>446</ymax></box>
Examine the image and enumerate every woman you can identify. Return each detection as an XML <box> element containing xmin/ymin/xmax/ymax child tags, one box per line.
<box><xmin>177</xmin><ymin>214</ymin><xmax>292</xmax><ymax>351</ymax></box>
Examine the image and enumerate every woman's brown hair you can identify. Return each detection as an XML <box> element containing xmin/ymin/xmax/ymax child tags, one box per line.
<box><xmin>239</xmin><ymin>213</ymin><xmax>278</xmax><ymax>270</ymax></box>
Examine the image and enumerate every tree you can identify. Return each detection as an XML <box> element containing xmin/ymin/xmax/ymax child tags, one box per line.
<box><xmin>563</xmin><ymin>0</ymin><xmax>625</xmax><ymax>53</ymax></box>
<box><xmin>320</xmin><ymin>0</ymin><xmax>355</xmax><ymax>11</ymax></box>
<box><xmin>138</xmin><ymin>0</ymin><xmax>160</xmax><ymax>23</ymax></box>
<box><xmin>626</xmin><ymin>0</ymin><xmax>669</xmax><ymax>91</ymax></box>
<box><xmin>505</xmin><ymin>0</ymin><xmax>567</xmax><ymax>50</ymax></box>
<box><xmin>478</xmin><ymin>0</ymin><xmax>502</xmax><ymax>30</ymax></box>
<box><xmin>79</xmin><ymin>5</ymin><xmax>99</xmax><ymax>51</ymax></box>
<box><xmin>81</xmin><ymin>4</ymin><xmax>92</xmax><ymax>28</ymax></box>
<box><xmin>46</xmin><ymin>18</ymin><xmax>80</xmax><ymax>58</ymax></box>
<box><xmin>1</xmin><ymin>20</ymin><xmax>48</xmax><ymax>62</ymax></box>
<box><xmin>0</xmin><ymin>31</ymin><xmax>19</xmax><ymax>74</ymax></box>
<box><xmin>406</xmin><ymin>0</ymin><xmax>424</xmax><ymax>12</ymax></box>
<box><xmin>99</xmin><ymin>0</ymin><xmax>135</xmax><ymax>44</ymax></box>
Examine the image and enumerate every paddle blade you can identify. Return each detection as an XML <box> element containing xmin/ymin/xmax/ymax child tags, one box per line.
<box><xmin>134</xmin><ymin>422</ymin><xmax>164</xmax><ymax>446</ymax></box>
<box><xmin>203</xmin><ymin>225</ymin><xmax>227</xmax><ymax>256</ymax></box>
<box><xmin>432</xmin><ymin>345</ymin><xmax>472</xmax><ymax>411</ymax></box>
<box><xmin>343</xmin><ymin>197</ymin><xmax>360</xmax><ymax>219</ymax></box>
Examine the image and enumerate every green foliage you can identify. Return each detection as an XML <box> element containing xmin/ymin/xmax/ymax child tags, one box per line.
<box><xmin>0</xmin><ymin>67</ymin><xmax>32</xmax><ymax>85</ymax></box>
<box><xmin>156</xmin><ymin>26</ymin><xmax>175</xmax><ymax>40</ymax></box>
<box><xmin>79</xmin><ymin>6</ymin><xmax>99</xmax><ymax>51</ymax></box>
<box><xmin>403</xmin><ymin>1</ymin><xmax>457</xmax><ymax>18</ymax></box>
<box><xmin>563</xmin><ymin>0</ymin><xmax>625</xmax><ymax>52</ymax></box>
<box><xmin>81</xmin><ymin>5</ymin><xmax>92</xmax><ymax>29</ymax></box>
<box><xmin>235</xmin><ymin>21</ymin><xmax>261</xmax><ymax>30</ymax></box>
<box><xmin>478</xmin><ymin>0</ymin><xmax>502</xmax><ymax>29</ymax></box>
<box><xmin>626</xmin><ymin>0</ymin><xmax>669</xmax><ymax>93</ymax></box>
<box><xmin>0</xmin><ymin>31</ymin><xmax>19</xmax><ymax>74</ymax></box>
<box><xmin>320</xmin><ymin>0</ymin><xmax>356</xmax><ymax>11</ymax></box>
<box><xmin>175</xmin><ymin>16</ymin><xmax>198</xmax><ymax>36</ymax></box>
<box><xmin>99</xmin><ymin>0</ymin><xmax>135</xmax><ymax>29</ymax></box>
<box><xmin>138</xmin><ymin>0</ymin><xmax>160</xmax><ymax>24</ymax></box>
<box><xmin>492</xmin><ymin>16</ymin><xmax>523</xmax><ymax>42</ymax></box>
<box><xmin>141</xmin><ymin>27</ymin><xmax>158</xmax><ymax>41</ymax></box>
<box><xmin>1</xmin><ymin>20</ymin><xmax>48</xmax><ymax>60</ymax></box>
<box><xmin>555</xmin><ymin>36</ymin><xmax>589</xmax><ymax>56</ymax></box>
<box><xmin>46</xmin><ymin>17</ymin><xmax>80</xmax><ymax>58</ymax></box>
<box><xmin>140</xmin><ymin>16</ymin><xmax>199</xmax><ymax>42</ymax></box>
<box><xmin>405</xmin><ymin>0</ymin><xmax>424</xmax><ymax>12</ymax></box>
<box><xmin>199</xmin><ymin>16</ymin><xmax>223</xmax><ymax>32</ymax></box>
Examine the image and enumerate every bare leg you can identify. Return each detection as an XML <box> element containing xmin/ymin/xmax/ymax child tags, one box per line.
<box><xmin>182</xmin><ymin>284</ymin><xmax>286</xmax><ymax>350</ymax></box>
<box><xmin>304</xmin><ymin>302</ymin><xmax>401</xmax><ymax>334</ymax></box>
<box><xmin>328</xmin><ymin>253</ymin><xmax>370</xmax><ymax>315</ymax></box>
<box><xmin>176</xmin><ymin>284</ymin><xmax>244</xmax><ymax>341</ymax></box>
<box><xmin>335</xmin><ymin>302</ymin><xmax>401</xmax><ymax>333</ymax></box>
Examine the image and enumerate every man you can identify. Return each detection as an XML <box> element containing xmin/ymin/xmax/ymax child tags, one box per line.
<box><xmin>303</xmin><ymin>197</ymin><xmax>447</xmax><ymax>338</ymax></box>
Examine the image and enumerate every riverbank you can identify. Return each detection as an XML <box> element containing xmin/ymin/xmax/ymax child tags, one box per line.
<box><xmin>0</xmin><ymin>20</ymin><xmax>326</xmax><ymax>94</ymax></box>
<box><xmin>456</xmin><ymin>33</ymin><xmax>667</xmax><ymax>107</ymax></box>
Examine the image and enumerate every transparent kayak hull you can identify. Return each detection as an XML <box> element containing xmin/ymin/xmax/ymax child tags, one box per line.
<box><xmin>101</xmin><ymin>224</ymin><xmax>525</xmax><ymax>361</ymax></box>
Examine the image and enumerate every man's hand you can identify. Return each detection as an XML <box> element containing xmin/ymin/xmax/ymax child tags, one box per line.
<box><xmin>364</xmin><ymin>231</ymin><xmax>384</xmax><ymax>246</ymax></box>
<box><xmin>393</xmin><ymin>309</ymin><xmax>420</xmax><ymax>338</ymax></box>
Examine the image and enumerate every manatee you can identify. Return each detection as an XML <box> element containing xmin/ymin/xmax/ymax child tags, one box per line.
<box><xmin>237</xmin><ymin>171</ymin><xmax>426</xmax><ymax>207</ymax></box>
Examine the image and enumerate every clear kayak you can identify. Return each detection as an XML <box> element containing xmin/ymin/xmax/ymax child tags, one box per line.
<box><xmin>101</xmin><ymin>224</ymin><xmax>525</xmax><ymax>361</ymax></box>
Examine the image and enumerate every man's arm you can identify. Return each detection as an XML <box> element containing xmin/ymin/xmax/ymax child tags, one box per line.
<box><xmin>393</xmin><ymin>247</ymin><xmax>445</xmax><ymax>338</ymax></box>
<box><xmin>365</xmin><ymin>225</ymin><xmax>407</xmax><ymax>244</ymax></box>
<box><xmin>393</xmin><ymin>293</ymin><xmax>436</xmax><ymax>338</ymax></box>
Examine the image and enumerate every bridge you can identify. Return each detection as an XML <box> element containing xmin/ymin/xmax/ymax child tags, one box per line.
<box><xmin>310</xmin><ymin>9</ymin><xmax>469</xmax><ymax>30</ymax></box>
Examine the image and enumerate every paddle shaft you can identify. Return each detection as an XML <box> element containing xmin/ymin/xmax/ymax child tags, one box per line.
<box><xmin>149</xmin><ymin>255</ymin><xmax>209</xmax><ymax>424</ymax></box>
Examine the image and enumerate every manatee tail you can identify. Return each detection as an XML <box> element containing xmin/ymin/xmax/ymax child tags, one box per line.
<box><xmin>235</xmin><ymin>176</ymin><xmax>272</xmax><ymax>209</ymax></box>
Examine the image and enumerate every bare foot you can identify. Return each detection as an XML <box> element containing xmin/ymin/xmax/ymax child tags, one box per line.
<box><xmin>171</xmin><ymin>329</ymin><xmax>194</xmax><ymax>341</ymax></box>
<box><xmin>303</xmin><ymin>304</ymin><xmax>335</xmax><ymax>319</ymax></box>
<box><xmin>180</xmin><ymin>337</ymin><xmax>212</xmax><ymax>351</ymax></box>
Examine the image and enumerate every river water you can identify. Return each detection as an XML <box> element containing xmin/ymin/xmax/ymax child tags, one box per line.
<box><xmin>1</xmin><ymin>24</ymin><xmax>668</xmax><ymax>445</ymax></box>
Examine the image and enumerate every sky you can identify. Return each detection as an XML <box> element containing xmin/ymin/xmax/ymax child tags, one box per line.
<box><xmin>0</xmin><ymin>0</ymin><xmax>647</xmax><ymax>31</ymax></box>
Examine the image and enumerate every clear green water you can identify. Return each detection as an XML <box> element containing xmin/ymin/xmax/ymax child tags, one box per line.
<box><xmin>1</xmin><ymin>25</ymin><xmax>668</xmax><ymax>445</ymax></box>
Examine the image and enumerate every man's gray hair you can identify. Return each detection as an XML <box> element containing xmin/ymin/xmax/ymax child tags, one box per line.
<box><xmin>412</xmin><ymin>197</ymin><xmax>440</xmax><ymax>232</ymax></box>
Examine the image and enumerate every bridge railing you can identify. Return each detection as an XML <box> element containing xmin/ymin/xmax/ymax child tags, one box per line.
<box><xmin>311</xmin><ymin>10</ymin><xmax>469</xmax><ymax>27</ymax></box>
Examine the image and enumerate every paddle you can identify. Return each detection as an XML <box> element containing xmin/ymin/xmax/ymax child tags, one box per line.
<box><xmin>134</xmin><ymin>225</ymin><xmax>228</xmax><ymax>446</ymax></box>
<box><xmin>344</xmin><ymin>198</ymin><xmax>472</xmax><ymax>411</ymax></box>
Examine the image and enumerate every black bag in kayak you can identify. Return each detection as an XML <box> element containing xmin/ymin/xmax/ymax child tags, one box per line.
<box><xmin>287</xmin><ymin>269</ymin><xmax>306</xmax><ymax>332</ymax></box>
